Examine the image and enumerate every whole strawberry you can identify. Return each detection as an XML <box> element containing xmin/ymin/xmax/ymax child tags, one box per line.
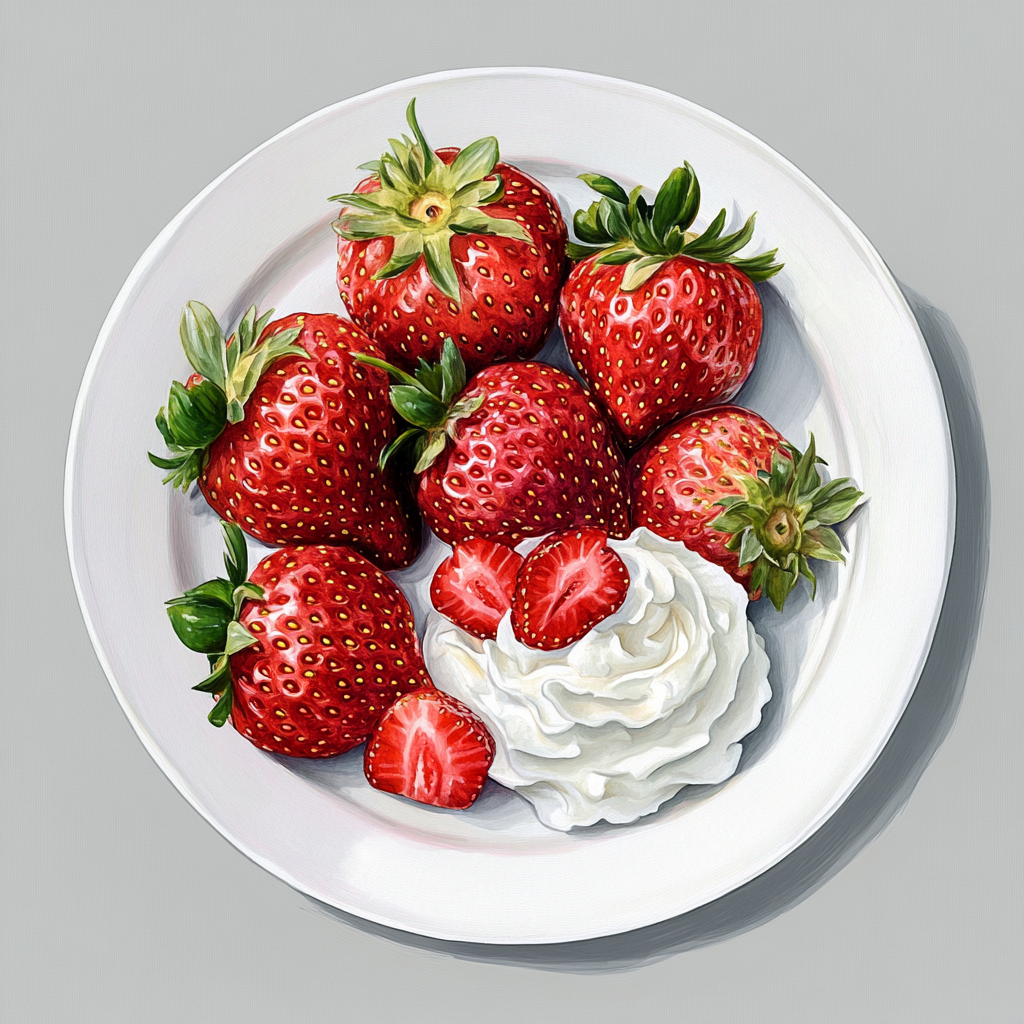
<box><xmin>629</xmin><ymin>406</ymin><xmax>863</xmax><ymax>610</ymax></box>
<box><xmin>559</xmin><ymin>165</ymin><xmax>782</xmax><ymax>447</ymax></box>
<box><xmin>149</xmin><ymin>302</ymin><xmax>420</xmax><ymax>569</ymax></box>
<box><xmin>330</xmin><ymin>99</ymin><xmax>567</xmax><ymax>376</ymax></box>
<box><xmin>166</xmin><ymin>522</ymin><xmax>433</xmax><ymax>755</ymax></box>
<box><xmin>358</xmin><ymin>339</ymin><xmax>631</xmax><ymax>546</ymax></box>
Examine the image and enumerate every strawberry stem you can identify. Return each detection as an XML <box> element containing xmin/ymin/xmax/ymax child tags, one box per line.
<box><xmin>352</xmin><ymin>338</ymin><xmax>483</xmax><ymax>472</ymax></box>
<box><xmin>329</xmin><ymin>98</ymin><xmax>531</xmax><ymax>302</ymax></box>
<box><xmin>709</xmin><ymin>434</ymin><xmax>863</xmax><ymax>611</ymax></box>
<box><xmin>165</xmin><ymin>521</ymin><xmax>265</xmax><ymax>726</ymax></box>
<box><xmin>566</xmin><ymin>164</ymin><xmax>783</xmax><ymax>290</ymax></box>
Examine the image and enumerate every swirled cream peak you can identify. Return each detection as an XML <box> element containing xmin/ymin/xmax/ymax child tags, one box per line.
<box><xmin>421</xmin><ymin>528</ymin><xmax>772</xmax><ymax>830</ymax></box>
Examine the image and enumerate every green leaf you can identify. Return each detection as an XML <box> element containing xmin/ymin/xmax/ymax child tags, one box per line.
<box><xmin>675</xmin><ymin>162</ymin><xmax>701</xmax><ymax>231</ymax></box>
<box><xmin>596</xmin><ymin>198</ymin><xmax>630</xmax><ymax>242</ymax></box>
<box><xmin>447</xmin><ymin>135</ymin><xmax>499</xmax><ymax>189</ymax></box>
<box><xmin>448</xmin><ymin>206</ymin><xmax>531</xmax><ymax>242</ymax></box>
<box><xmin>180</xmin><ymin>302</ymin><xmax>228</xmax><ymax>387</ymax></box>
<box><xmin>798</xmin><ymin>555</ymin><xmax>818</xmax><ymax>600</ymax></box>
<box><xmin>573</xmin><ymin>206</ymin><xmax>612</xmax><ymax>246</ymax></box>
<box><xmin>594</xmin><ymin>247</ymin><xmax>643</xmax><ymax>266</ymax></box>
<box><xmin>768</xmin><ymin>447</ymin><xmax>794</xmax><ymax>498</ymax></box>
<box><xmin>579</xmin><ymin>173</ymin><xmax>629</xmax><ymax>205</ymax></box>
<box><xmin>729</xmin><ymin>250</ymin><xmax>784</xmax><ymax>281</ymax></box>
<box><xmin>208</xmin><ymin>685</ymin><xmax>233</xmax><ymax>727</ymax></box>
<box><xmin>765</xmin><ymin>564</ymin><xmax>798</xmax><ymax>612</ymax></box>
<box><xmin>391</xmin><ymin>385</ymin><xmax>449</xmax><ymax>428</ymax></box>
<box><xmin>166</xmin><ymin>379</ymin><xmax>226</xmax><ymax>449</ymax></box>
<box><xmin>652</xmin><ymin>166</ymin><xmax>690</xmax><ymax>240</ymax></box>
<box><xmin>180</xmin><ymin>578</ymin><xmax>234</xmax><ymax>606</ymax></box>
<box><xmin>351</xmin><ymin>352</ymin><xmax>419</xmax><ymax>389</ymax></box>
<box><xmin>451</xmin><ymin>175</ymin><xmax>503</xmax><ymax>209</ymax></box>
<box><xmin>565</xmin><ymin>242</ymin><xmax>604</xmax><ymax>260</ymax></box>
<box><xmin>192</xmin><ymin>656</ymin><xmax>230</xmax><ymax>693</ymax></box>
<box><xmin>422</xmin><ymin>231</ymin><xmax>460</xmax><ymax>300</ymax></box>
<box><xmin>619</xmin><ymin>255</ymin><xmax>666</xmax><ymax>292</ymax></box>
<box><xmin>738</xmin><ymin>529</ymin><xmax>765</xmax><ymax>566</ymax></box>
<box><xmin>709</xmin><ymin>504</ymin><xmax>754</xmax><ymax>534</ymax></box>
<box><xmin>413</xmin><ymin>429</ymin><xmax>449</xmax><ymax>473</ymax></box>
<box><xmin>222</xmin><ymin>521</ymin><xmax>248</xmax><ymax>587</ymax></box>
<box><xmin>166</xmin><ymin>598</ymin><xmax>233</xmax><ymax>654</ymax></box>
<box><xmin>379</xmin><ymin>428</ymin><xmax>419</xmax><ymax>470</ymax></box>
<box><xmin>405</xmin><ymin>98</ymin><xmax>437</xmax><ymax>180</ymax></box>
<box><xmin>803</xmin><ymin>526</ymin><xmax>846</xmax><ymax>562</ymax></box>
<box><xmin>811</xmin><ymin>485</ymin><xmax>864</xmax><ymax>525</ymax></box>
<box><xmin>148</xmin><ymin>450</ymin><xmax>187</xmax><ymax>471</ymax></box>
<box><xmin>374</xmin><ymin>231</ymin><xmax>424</xmax><ymax>279</ymax></box>
<box><xmin>224</xmin><ymin>620</ymin><xmax>259</xmax><ymax>656</ymax></box>
<box><xmin>439</xmin><ymin>338</ymin><xmax>467</xmax><ymax>402</ymax></box>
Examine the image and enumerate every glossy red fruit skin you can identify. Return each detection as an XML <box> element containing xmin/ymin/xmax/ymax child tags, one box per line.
<box><xmin>559</xmin><ymin>254</ymin><xmax>763</xmax><ymax>447</ymax></box>
<box><xmin>511</xmin><ymin>527</ymin><xmax>630</xmax><ymax>650</ymax></box>
<box><xmin>229</xmin><ymin>545</ymin><xmax>433</xmax><ymax>758</ymax></box>
<box><xmin>364</xmin><ymin>689</ymin><xmax>495</xmax><ymax>809</ymax></box>
<box><xmin>429</xmin><ymin>537</ymin><xmax>523</xmax><ymax>640</ymax></box>
<box><xmin>628</xmin><ymin>405</ymin><xmax>787</xmax><ymax>590</ymax></box>
<box><xmin>198</xmin><ymin>313</ymin><xmax>420</xmax><ymax>569</ymax></box>
<box><xmin>336</xmin><ymin>149</ymin><xmax>568</xmax><ymax>376</ymax></box>
<box><xmin>418</xmin><ymin>362</ymin><xmax>631</xmax><ymax>546</ymax></box>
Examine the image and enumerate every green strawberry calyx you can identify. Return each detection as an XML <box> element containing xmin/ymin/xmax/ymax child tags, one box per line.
<box><xmin>352</xmin><ymin>338</ymin><xmax>483</xmax><ymax>473</ymax></box>
<box><xmin>329</xmin><ymin>98</ymin><xmax>531</xmax><ymax>303</ymax></box>
<box><xmin>165</xmin><ymin>521</ymin><xmax>264</xmax><ymax>727</ymax></box>
<box><xmin>566</xmin><ymin>164</ymin><xmax>783</xmax><ymax>292</ymax></box>
<box><xmin>148</xmin><ymin>302</ymin><xmax>304</xmax><ymax>490</ymax></box>
<box><xmin>709</xmin><ymin>434</ymin><xmax>864</xmax><ymax>612</ymax></box>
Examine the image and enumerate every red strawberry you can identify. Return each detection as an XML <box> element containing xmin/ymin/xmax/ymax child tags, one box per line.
<box><xmin>559</xmin><ymin>165</ymin><xmax>782</xmax><ymax>447</ymax></box>
<box><xmin>149</xmin><ymin>303</ymin><xmax>420</xmax><ymax>569</ymax></box>
<box><xmin>511</xmin><ymin>528</ymin><xmax>630</xmax><ymax>650</ymax></box>
<box><xmin>166</xmin><ymin>523</ymin><xmax>433</xmax><ymax>756</ymax></box>
<box><xmin>364</xmin><ymin>690</ymin><xmax>495</xmax><ymax>809</ymax></box>
<box><xmin>629</xmin><ymin>406</ymin><xmax>863</xmax><ymax>610</ymax></box>
<box><xmin>330</xmin><ymin>99</ymin><xmax>567</xmax><ymax>376</ymax></box>
<box><xmin>430</xmin><ymin>536</ymin><xmax>523</xmax><ymax>639</ymax></box>
<box><xmin>358</xmin><ymin>340</ymin><xmax>631</xmax><ymax>546</ymax></box>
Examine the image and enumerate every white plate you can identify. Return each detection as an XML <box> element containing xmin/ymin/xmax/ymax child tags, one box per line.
<box><xmin>65</xmin><ymin>68</ymin><xmax>953</xmax><ymax>944</ymax></box>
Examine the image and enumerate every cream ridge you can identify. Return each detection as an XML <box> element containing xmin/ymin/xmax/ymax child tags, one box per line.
<box><xmin>412</xmin><ymin>528</ymin><xmax>772</xmax><ymax>831</ymax></box>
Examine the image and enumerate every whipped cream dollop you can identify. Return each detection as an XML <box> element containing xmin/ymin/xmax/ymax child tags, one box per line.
<box><xmin>418</xmin><ymin>528</ymin><xmax>771</xmax><ymax>831</ymax></box>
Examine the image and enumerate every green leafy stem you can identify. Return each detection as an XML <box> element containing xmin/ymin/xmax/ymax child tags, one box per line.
<box><xmin>709</xmin><ymin>434</ymin><xmax>864</xmax><ymax>611</ymax></box>
<box><xmin>566</xmin><ymin>164</ymin><xmax>783</xmax><ymax>291</ymax></box>
<box><xmin>148</xmin><ymin>302</ymin><xmax>304</xmax><ymax>490</ymax></box>
<box><xmin>165</xmin><ymin>521</ymin><xmax>263</xmax><ymax>727</ymax></box>
<box><xmin>329</xmin><ymin>98</ymin><xmax>531</xmax><ymax>302</ymax></box>
<box><xmin>351</xmin><ymin>338</ymin><xmax>483</xmax><ymax>473</ymax></box>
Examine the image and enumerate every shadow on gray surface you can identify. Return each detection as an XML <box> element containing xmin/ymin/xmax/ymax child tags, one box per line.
<box><xmin>306</xmin><ymin>284</ymin><xmax>989</xmax><ymax>971</ymax></box>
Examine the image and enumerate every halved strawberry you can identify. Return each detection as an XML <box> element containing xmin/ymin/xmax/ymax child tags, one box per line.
<box><xmin>364</xmin><ymin>690</ymin><xmax>495</xmax><ymax>809</ymax></box>
<box><xmin>511</xmin><ymin>528</ymin><xmax>630</xmax><ymax>650</ymax></box>
<box><xmin>430</xmin><ymin>537</ymin><xmax>524</xmax><ymax>640</ymax></box>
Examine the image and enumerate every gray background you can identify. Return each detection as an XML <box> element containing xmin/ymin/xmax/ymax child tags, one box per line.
<box><xmin>3</xmin><ymin>1</ymin><xmax>1020</xmax><ymax>1021</ymax></box>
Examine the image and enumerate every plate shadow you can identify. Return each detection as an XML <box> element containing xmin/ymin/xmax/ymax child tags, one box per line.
<box><xmin>303</xmin><ymin>284</ymin><xmax>988</xmax><ymax>971</ymax></box>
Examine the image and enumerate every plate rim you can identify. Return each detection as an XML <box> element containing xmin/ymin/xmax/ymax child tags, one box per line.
<box><xmin>64</xmin><ymin>66</ymin><xmax>955</xmax><ymax>944</ymax></box>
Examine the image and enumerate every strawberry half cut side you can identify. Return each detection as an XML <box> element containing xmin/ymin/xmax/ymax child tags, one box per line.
<box><xmin>430</xmin><ymin>537</ymin><xmax>524</xmax><ymax>639</ymax></box>
<box><xmin>511</xmin><ymin>529</ymin><xmax>631</xmax><ymax>651</ymax></box>
<box><xmin>364</xmin><ymin>691</ymin><xmax>496</xmax><ymax>809</ymax></box>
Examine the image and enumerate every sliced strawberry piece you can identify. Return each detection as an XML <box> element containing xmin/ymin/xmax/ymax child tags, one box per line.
<box><xmin>364</xmin><ymin>690</ymin><xmax>495</xmax><ymax>809</ymax></box>
<box><xmin>429</xmin><ymin>537</ymin><xmax>523</xmax><ymax>639</ymax></box>
<box><xmin>511</xmin><ymin>528</ymin><xmax>630</xmax><ymax>650</ymax></box>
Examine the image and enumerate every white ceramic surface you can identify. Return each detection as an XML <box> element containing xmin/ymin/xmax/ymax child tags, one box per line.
<box><xmin>65</xmin><ymin>68</ymin><xmax>953</xmax><ymax>943</ymax></box>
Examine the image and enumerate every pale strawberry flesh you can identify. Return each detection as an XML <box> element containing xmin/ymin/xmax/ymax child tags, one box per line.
<box><xmin>364</xmin><ymin>690</ymin><xmax>495</xmax><ymax>809</ymax></box>
<box><xmin>511</xmin><ymin>528</ymin><xmax>630</xmax><ymax>650</ymax></box>
<box><xmin>430</xmin><ymin>537</ymin><xmax>523</xmax><ymax>639</ymax></box>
